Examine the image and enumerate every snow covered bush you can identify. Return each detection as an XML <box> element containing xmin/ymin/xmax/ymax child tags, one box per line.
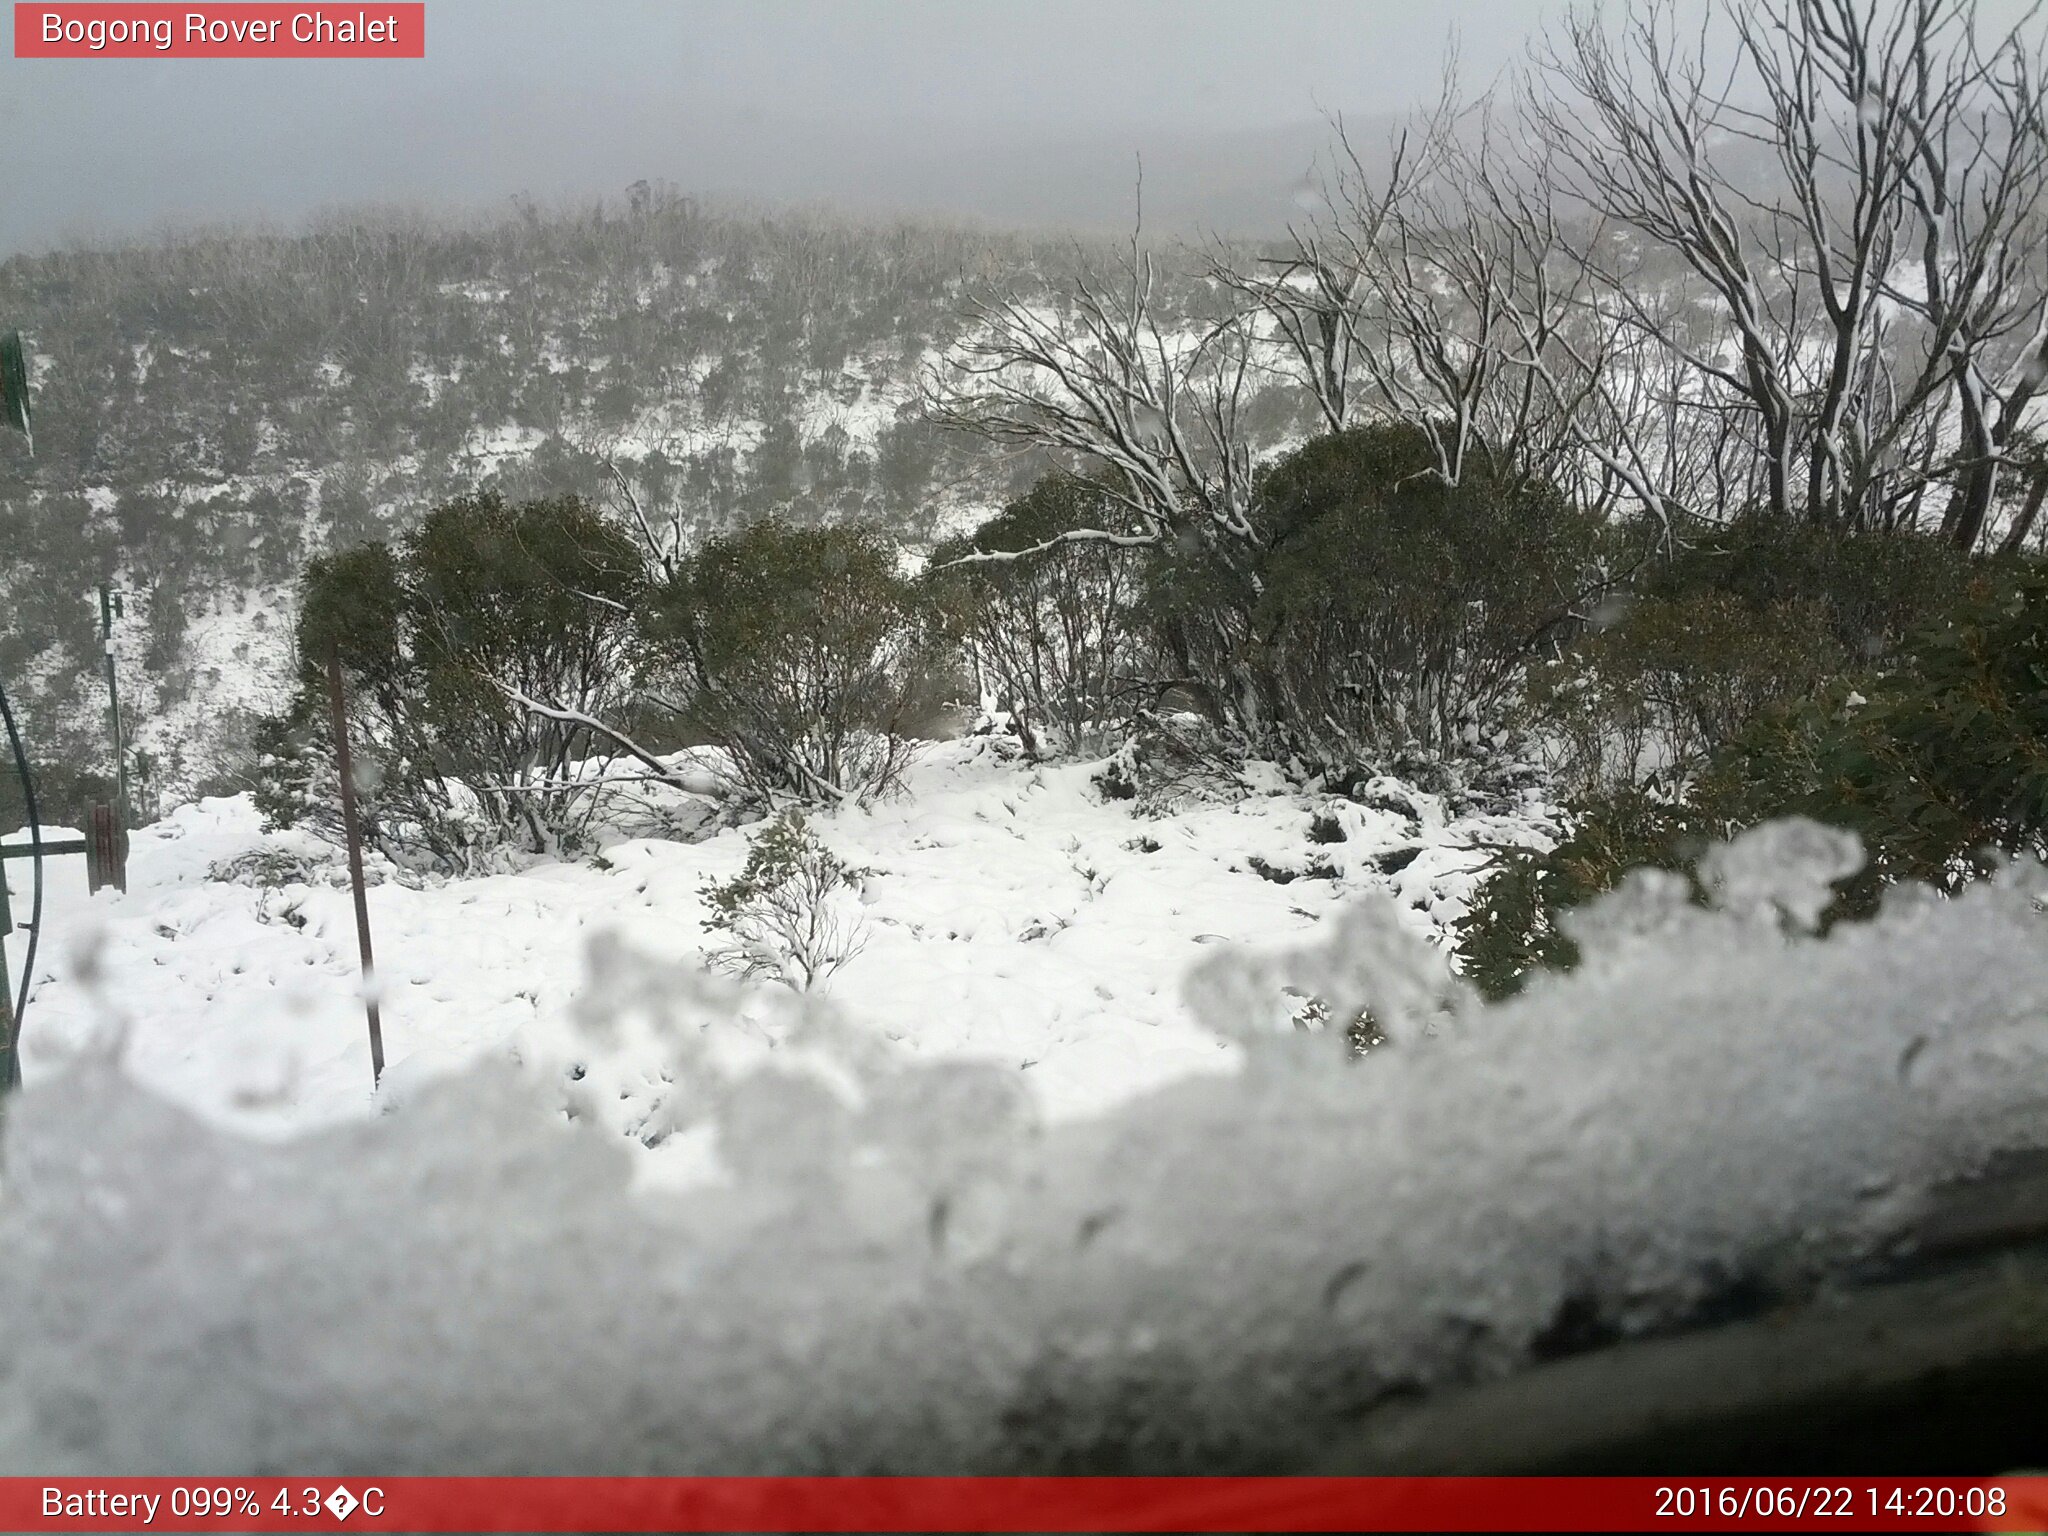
<box><xmin>649</xmin><ymin>519</ymin><xmax>937</xmax><ymax>805</ymax></box>
<box><xmin>253</xmin><ymin>492</ymin><xmax>645</xmax><ymax>870</ymax></box>
<box><xmin>1095</xmin><ymin>710</ymin><xmax>1263</xmax><ymax>814</ymax></box>
<box><xmin>205</xmin><ymin>846</ymin><xmax>334</xmax><ymax>890</ymax></box>
<box><xmin>699</xmin><ymin>809</ymin><xmax>871</xmax><ymax>990</ymax></box>
<box><xmin>926</xmin><ymin>473</ymin><xmax>1148</xmax><ymax>758</ymax></box>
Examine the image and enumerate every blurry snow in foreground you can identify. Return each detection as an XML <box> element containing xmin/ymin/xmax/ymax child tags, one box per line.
<box><xmin>0</xmin><ymin>818</ymin><xmax>2043</xmax><ymax>1473</ymax></box>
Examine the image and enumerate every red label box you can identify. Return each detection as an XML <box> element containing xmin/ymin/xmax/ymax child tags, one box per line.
<box><xmin>14</xmin><ymin>4</ymin><xmax>424</xmax><ymax>57</ymax></box>
<box><xmin>3</xmin><ymin>1476</ymin><xmax>2047</xmax><ymax>1532</ymax></box>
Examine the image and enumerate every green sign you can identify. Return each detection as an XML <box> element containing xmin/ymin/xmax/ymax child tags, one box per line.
<box><xmin>1</xmin><ymin>330</ymin><xmax>32</xmax><ymax>450</ymax></box>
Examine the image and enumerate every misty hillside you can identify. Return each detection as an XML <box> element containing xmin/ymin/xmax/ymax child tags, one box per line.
<box><xmin>0</xmin><ymin>193</ymin><xmax>1301</xmax><ymax>813</ymax></box>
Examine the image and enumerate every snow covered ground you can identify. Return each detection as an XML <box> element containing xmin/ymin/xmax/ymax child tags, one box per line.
<box><xmin>6</xmin><ymin>738</ymin><xmax>1556</xmax><ymax>1156</ymax></box>
<box><xmin>4</xmin><ymin>800</ymin><xmax>2046</xmax><ymax>1473</ymax></box>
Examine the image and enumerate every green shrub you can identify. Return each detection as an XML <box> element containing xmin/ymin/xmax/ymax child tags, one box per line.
<box><xmin>1462</xmin><ymin>559</ymin><xmax>2048</xmax><ymax>995</ymax></box>
<box><xmin>1528</xmin><ymin>521</ymin><xmax>1983</xmax><ymax>794</ymax></box>
<box><xmin>699</xmin><ymin>809</ymin><xmax>870</xmax><ymax>990</ymax></box>
<box><xmin>650</xmin><ymin>518</ymin><xmax>937</xmax><ymax>803</ymax></box>
<box><xmin>1528</xmin><ymin>590</ymin><xmax>1839</xmax><ymax>792</ymax></box>
<box><xmin>1152</xmin><ymin>423</ymin><xmax>1606</xmax><ymax>766</ymax></box>
<box><xmin>1454</xmin><ymin>789</ymin><xmax>1723</xmax><ymax>1000</ymax></box>
<box><xmin>926</xmin><ymin>473</ymin><xmax>1147</xmax><ymax>758</ymax></box>
<box><xmin>254</xmin><ymin>492</ymin><xmax>645</xmax><ymax>869</ymax></box>
<box><xmin>1705</xmin><ymin>560</ymin><xmax>2048</xmax><ymax>908</ymax></box>
<box><xmin>1644</xmin><ymin>519</ymin><xmax>1977</xmax><ymax>656</ymax></box>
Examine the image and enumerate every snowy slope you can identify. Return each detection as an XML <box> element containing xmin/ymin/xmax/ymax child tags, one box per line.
<box><xmin>7</xmin><ymin>739</ymin><xmax>1556</xmax><ymax>1151</ymax></box>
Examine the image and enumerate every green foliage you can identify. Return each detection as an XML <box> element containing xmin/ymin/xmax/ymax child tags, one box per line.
<box><xmin>1705</xmin><ymin>561</ymin><xmax>2048</xmax><ymax>907</ymax></box>
<box><xmin>1531</xmin><ymin>521</ymin><xmax>1982</xmax><ymax>793</ymax></box>
<box><xmin>652</xmin><ymin>518</ymin><xmax>936</xmax><ymax>803</ymax></box>
<box><xmin>699</xmin><ymin>809</ymin><xmax>870</xmax><ymax>990</ymax></box>
<box><xmin>1644</xmin><ymin>519</ymin><xmax>1977</xmax><ymax>655</ymax></box>
<box><xmin>1462</xmin><ymin>558</ymin><xmax>2048</xmax><ymax>995</ymax></box>
<box><xmin>254</xmin><ymin>492</ymin><xmax>645</xmax><ymax>870</ymax></box>
<box><xmin>1529</xmin><ymin>589</ymin><xmax>1840</xmax><ymax>791</ymax></box>
<box><xmin>1150</xmin><ymin>422</ymin><xmax>1606</xmax><ymax>765</ymax></box>
<box><xmin>1454</xmin><ymin>790</ymin><xmax>1723</xmax><ymax>1000</ymax></box>
<box><xmin>926</xmin><ymin>473</ymin><xmax>1146</xmax><ymax>757</ymax></box>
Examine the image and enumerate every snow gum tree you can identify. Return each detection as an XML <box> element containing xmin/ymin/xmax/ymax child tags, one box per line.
<box><xmin>647</xmin><ymin>518</ymin><xmax>939</xmax><ymax>805</ymax></box>
<box><xmin>254</xmin><ymin>492</ymin><xmax>645</xmax><ymax>869</ymax></box>
<box><xmin>1239</xmin><ymin>0</ymin><xmax>2048</xmax><ymax>552</ymax></box>
<box><xmin>924</xmin><ymin>235</ymin><xmax>1274</xmax><ymax>740</ymax></box>
<box><xmin>925</xmin><ymin>473</ymin><xmax>1148</xmax><ymax>758</ymax></box>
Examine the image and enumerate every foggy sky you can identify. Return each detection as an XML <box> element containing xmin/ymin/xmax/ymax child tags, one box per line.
<box><xmin>1</xmin><ymin>0</ymin><xmax>2042</xmax><ymax>254</ymax></box>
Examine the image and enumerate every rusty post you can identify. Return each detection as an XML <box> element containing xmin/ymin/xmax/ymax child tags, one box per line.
<box><xmin>325</xmin><ymin>643</ymin><xmax>386</xmax><ymax>1087</ymax></box>
<box><xmin>87</xmin><ymin>803</ymin><xmax>124</xmax><ymax>894</ymax></box>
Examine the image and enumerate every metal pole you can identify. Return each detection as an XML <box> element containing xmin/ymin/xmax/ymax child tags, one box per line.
<box><xmin>99</xmin><ymin>584</ymin><xmax>131</xmax><ymax>838</ymax></box>
<box><xmin>0</xmin><ymin>867</ymin><xmax>15</xmax><ymax>1096</ymax></box>
<box><xmin>325</xmin><ymin>643</ymin><xmax>386</xmax><ymax>1088</ymax></box>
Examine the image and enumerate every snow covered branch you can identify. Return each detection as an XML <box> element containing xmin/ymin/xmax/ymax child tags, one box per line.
<box><xmin>495</xmin><ymin>683</ymin><xmax>712</xmax><ymax>797</ymax></box>
<box><xmin>927</xmin><ymin>526</ymin><xmax>1161</xmax><ymax>570</ymax></box>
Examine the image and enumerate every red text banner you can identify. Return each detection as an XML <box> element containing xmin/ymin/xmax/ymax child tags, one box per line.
<box><xmin>3</xmin><ymin>1476</ymin><xmax>2046</xmax><ymax>1532</ymax></box>
<box><xmin>14</xmin><ymin>5</ymin><xmax>424</xmax><ymax>58</ymax></box>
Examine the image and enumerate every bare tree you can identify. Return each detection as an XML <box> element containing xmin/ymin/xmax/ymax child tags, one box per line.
<box><xmin>1524</xmin><ymin>0</ymin><xmax>2048</xmax><ymax>547</ymax></box>
<box><xmin>926</xmin><ymin>232</ymin><xmax>1259</xmax><ymax>550</ymax></box>
<box><xmin>1210</xmin><ymin>80</ymin><xmax>1459</xmax><ymax>440</ymax></box>
<box><xmin>599</xmin><ymin>455</ymin><xmax>690</xmax><ymax>582</ymax></box>
<box><xmin>1884</xmin><ymin>0</ymin><xmax>2048</xmax><ymax>548</ymax></box>
<box><xmin>1475</xmin><ymin>152</ymin><xmax>1708</xmax><ymax>541</ymax></box>
<box><xmin>1531</xmin><ymin>4</ymin><xmax>1811</xmax><ymax>523</ymax></box>
<box><xmin>924</xmin><ymin>221</ymin><xmax>1275</xmax><ymax>734</ymax></box>
<box><xmin>1219</xmin><ymin>75</ymin><xmax>1615</xmax><ymax>495</ymax></box>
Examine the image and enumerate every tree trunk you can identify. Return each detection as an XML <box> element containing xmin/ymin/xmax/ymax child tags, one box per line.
<box><xmin>1941</xmin><ymin>372</ymin><xmax>1997</xmax><ymax>551</ymax></box>
<box><xmin>1998</xmin><ymin>465</ymin><xmax>2048</xmax><ymax>557</ymax></box>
